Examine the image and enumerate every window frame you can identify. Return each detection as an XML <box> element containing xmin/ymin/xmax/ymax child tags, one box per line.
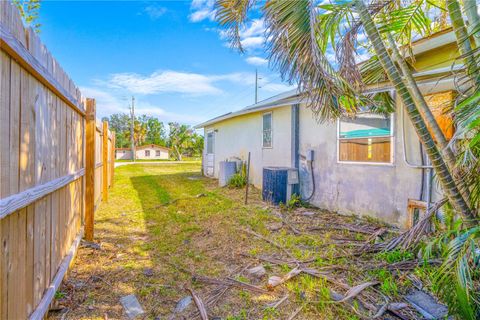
<box><xmin>145</xmin><ymin>150</ymin><xmax>150</xmax><ymax>157</ymax></box>
<box><xmin>155</xmin><ymin>150</ymin><xmax>161</xmax><ymax>157</ymax></box>
<box><xmin>206</xmin><ymin>129</ymin><xmax>214</xmax><ymax>154</ymax></box>
<box><xmin>262</xmin><ymin>111</ymin><xmax>273</xmax><ymax>149</ymax></box>
<box><xmin>336</xmin><ymin>112</ymin><xmax>395</xmax><ymax>166</ymax></box>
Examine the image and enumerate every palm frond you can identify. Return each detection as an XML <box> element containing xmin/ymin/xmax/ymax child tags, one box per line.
<box><xmin>215</xmin><ymin>0</ymin><xmax>255</xmax><ymax>53</ymax></box>
<box><xmin>377</xmin><ymin>1</ymin><xmax>432</xmax><ymax>44</ymax></box>
<box><xmin>435</xmin><ymin>226</ymin><xmax>480</xmax><ymax>320</ymax></box>
<box><xmin>263</xmin><ymin>0</ymin><xmax>362</xmax><ymax>120</ymax></box>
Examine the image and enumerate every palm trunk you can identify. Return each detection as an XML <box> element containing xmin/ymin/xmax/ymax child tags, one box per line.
<box><xmin>461</xmin><ymin>0</ymin><xmax>480</xmax><ymax>47</ymax></box>
<box><xmin>354</xmin><ymin>0</ymin><xmax>474</xmax><ymax>220</ymax></box>
<box><xmin>386</xmin><ymin>33</ymin><xmax>471</xmax><ymax>205</ymax></box>
<box><xmin>446</xmin><ymin>0</ymin><xmax>480</xmax><ymax>88</ymax></box>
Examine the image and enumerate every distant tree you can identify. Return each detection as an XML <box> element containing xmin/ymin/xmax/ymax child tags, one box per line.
<box><xmin>12</xmin><ymin>0</ymin><xmax>41</xmax><ymax>32</ymax></box>
<box><xmin>168</xmin><ymin>123</ymin><xmax>194</xmax><ymax>160</ymax></box>
<box><xmin>107</xmin><ymin>113</ymin><xmax>131</xmax><ymax>148</ymax></box>
<box><xmin>143</xmin><ymin>116</ymin><xmax>167</xmax><ymax>146</ymax></box>
<box><xmin>132</xmin><ymin>118</ymin><xmax>147</xmax><ymax>146</ymax></box>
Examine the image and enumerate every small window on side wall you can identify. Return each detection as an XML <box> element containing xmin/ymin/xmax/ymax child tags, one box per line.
<box><xmin>263</xmin><ymin>112</ymin><xmax>272</xmax><ymax>148</ymax></box>
<box><xmin>206</xmin><ymin>131</ymin><xmax>214</xmax><ymax>154</ymax></box>
<box><xmin>156</xmin><ymin>150</ymin><xmax>161</xmax><ymax>157</ymax></box>
<box><xmin>145</xmin><ymin>150</ymin><xmax>150</xmax><ymax>157</ymax></box>
<box><xmin>338</xmin><ymin>112</ymin><xmax>393</xmax><ymax>164</ymax></box>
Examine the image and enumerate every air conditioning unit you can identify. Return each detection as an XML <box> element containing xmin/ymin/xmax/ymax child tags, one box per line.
<box><xmin>262</xmin><ymin>167</ymin><xmax>299</xmax><ymax>205</ymax></box>
<box><xmin>219</xmin><ymin>161</ymin><xmax>237</xmax><ymax>186</ymax></box>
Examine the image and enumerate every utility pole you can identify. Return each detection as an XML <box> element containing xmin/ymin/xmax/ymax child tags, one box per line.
<box><xmin>255</xmin><ymin>69</ymin><xmax>258</xmax><ymax>104</ymax></box>
<box><xmin>130</xmin><ymin>96</ymin><xmax>135</xmax><ymax>162</ymax></box>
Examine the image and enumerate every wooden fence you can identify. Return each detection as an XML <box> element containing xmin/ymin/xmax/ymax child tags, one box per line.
<box><xmin>0</xmin><ymin>2</ymin><xmax>114</xmax><ymax>319</ymax></box>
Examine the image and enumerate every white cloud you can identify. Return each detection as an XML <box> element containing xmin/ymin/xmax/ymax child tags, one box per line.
<box><xmin>105</xmin><ymin>71</ymin><xmax>223</xmax><ymax>95</ymax></box>
<box><xmin>245</xmin><ymin>56</ymin><xmax>268</xmax><ymax>66</ymax></box>
<box><xmin>241</xmin><ymin>36</ymin><xmax>265</xmax><ymax>49</ymax></box>
<box><xmin>142</xmin><ymin>4</ymin><xmax>167</xmax><ymax>20</ymax></box>
<box><xmin>239</xmin><ymin>19</ymin><xmax>266</xmax><ymax>50</ymax></box>
<box><xmin>189</xmin><ymin>0</ymin><xmax>216</xmax><ymax>22</ymax></box>
<box><xmin>80</xmin><ymin>86</ymin><xmax>207</xmax><ymax>124</ymax></box>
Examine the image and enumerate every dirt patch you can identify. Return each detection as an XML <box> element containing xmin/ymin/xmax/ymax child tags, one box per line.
<box><xmin>47</xmin><ymin>163</ymin><xmax>439</xmax><ymax>319</ymax></box>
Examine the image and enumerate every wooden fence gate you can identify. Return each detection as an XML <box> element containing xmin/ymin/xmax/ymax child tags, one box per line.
<box><xmin>0</xmin><ymin>2</ymin><xmax>114</xmax><ymax>319</ymax></box>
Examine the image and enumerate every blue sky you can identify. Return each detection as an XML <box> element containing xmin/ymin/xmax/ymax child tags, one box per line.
<box><xmin>37</xmin><ymin>0</ymin><xmax>294</xmax><ymax>125</ymax></box>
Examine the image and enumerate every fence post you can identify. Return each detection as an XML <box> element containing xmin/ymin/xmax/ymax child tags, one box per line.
<box><xmin>111</xmin><ymin>132</ymin><xmax>115</xmax><ymax>187</ymax></box>
<box><xmin>85</xmin><ymin>99</ymin><xmax>96</xmax><ymax>241</ymax></box>
<box><xmin>102</xmin><ymin>121</ymin><xmax>108</xmax><ymax>202</ymax></box>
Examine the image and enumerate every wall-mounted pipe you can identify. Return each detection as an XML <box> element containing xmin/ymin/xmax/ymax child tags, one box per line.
<box><xmin>400</xmin><ymin>103</ymin><xmax>433</xmax><ymax>169</ymax></box>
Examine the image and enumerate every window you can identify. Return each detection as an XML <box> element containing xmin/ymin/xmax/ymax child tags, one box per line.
<box><xmin>263</xmin><ymin>112</ymin><xmax>272</xmax><ymax>148</ymax></box>
<box><xmin>145</xmin><ymin>150</ymin><xmax>150</xmax><ymax>157</ymax></box>
<box><xmin>206</xmin><ymin>131</ymin><xmax>214</xmax><ymax>154</ymax></box>
<box><xmin>156</xmin><ymin>150</ymin><xmax>161</xmax><ymax>157</ymax></box>
<box><xmin>338</xmin><ymin>112</ymin><xmax>393</xmax><ymax>163</ymax></box>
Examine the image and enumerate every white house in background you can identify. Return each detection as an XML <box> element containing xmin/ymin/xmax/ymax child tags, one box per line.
<box><xmin>115</xmin><ymin>144</ymin><xmax>170</xmax><ymax>160</ymax></box>
<box><xmin>195</xmin><ymin>29</ymin><xmax>461</xmax><ymax>228</ymax></box>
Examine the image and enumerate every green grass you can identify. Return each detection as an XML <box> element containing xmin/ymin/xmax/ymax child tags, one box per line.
<box><xmin>53</xmin><ymin>163</ymin><xmax>418</xmax><ymax>320</ymax></box>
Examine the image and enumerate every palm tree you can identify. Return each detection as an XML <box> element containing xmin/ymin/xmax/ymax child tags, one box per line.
<box><xmin>214</xmin><ymin>1</ymin><xmax>480</xmax><ymax>316</ymax></box>
<box><xmin>215</xmin><ymin>0</ymin><xmax>474</xmax><ymax>220</ymax></box>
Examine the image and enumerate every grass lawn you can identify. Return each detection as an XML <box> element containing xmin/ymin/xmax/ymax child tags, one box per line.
<box><xmin>49</xmin><ymin>163</ymin><xmax>432</xmax><ymax>320</ymax></box>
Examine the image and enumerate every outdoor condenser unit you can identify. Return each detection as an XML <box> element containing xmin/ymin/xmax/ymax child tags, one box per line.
<box><xmin>219</xmin><ymin>161</ymin><xmax>237</xmax><ymax>187</ymax></box>
<box><xmin>262</xmin><ymin>167</ymin><xmax>299</xmax><ymax>205</ymax></box>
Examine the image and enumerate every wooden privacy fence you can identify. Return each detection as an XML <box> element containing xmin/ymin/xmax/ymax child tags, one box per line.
<box><xmin>0</xmin><ymin>2</ymin><xmax>114</xmax><ymax>319</ymax></box>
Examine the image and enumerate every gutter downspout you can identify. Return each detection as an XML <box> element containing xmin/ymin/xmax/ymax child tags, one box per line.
<box><xmin>292</xmin><ymin>104</ymin><xmax>300</xmax><ymax>195</ymax></box>
<box><xmin>401</xmin><ymin>103</ymin><xmax>433</xmax><ymax>212</ymax></box>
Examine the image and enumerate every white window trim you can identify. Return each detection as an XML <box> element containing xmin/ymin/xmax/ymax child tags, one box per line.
<box><xmin>262</xmin><ymin>111</ymin><xmax>273</xmax><ymax>149</ymax></box>
<box><xmin>336</xmin><ymin>113</ymin><xmax>395</xmax><ymax>166</ymax></box>
<box><xmin>206</xmin><ymin>128</ymin><xmax>215</xmax><ymax>155</ymax></box>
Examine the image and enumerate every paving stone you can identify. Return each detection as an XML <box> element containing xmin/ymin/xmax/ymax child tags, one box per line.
<box><xmin>405</xmin><ymin>290</ymin><xmax>448</xmax><ymax>319</ymax></box>
<box><xmin>120</xmin><ymin>294</ymin><xmax>145</xmax><ymax>319</ymax></box>
<box><xmin>173</xmin><ymin>296</ymin><xmax>192</xmax><ymax>313</ymax></box>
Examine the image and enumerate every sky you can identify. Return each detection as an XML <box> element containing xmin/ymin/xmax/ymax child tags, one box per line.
<box><xmin>36</xmin><ymin>0</ymin><xmax>295</xmax><ymax>126</ymax></box>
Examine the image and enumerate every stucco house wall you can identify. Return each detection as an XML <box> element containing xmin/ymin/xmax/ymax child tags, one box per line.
<box><xmin>115</xmin><ymin>145</ymin><xmax>170</xmax><ymax>160</ymax></box>
<box><xmin>198</xmin><ymin>30</ymin><xmax>458</xmax><ymax>228</ymax></box>
<box><xmin>136</xmin><ymin>147</ymin><xmax>169</xmax><ymax>160</ymax></box>
<box><xmin>203</xmin><ymin>105</ymin><xmax>293</xmax><ymax>187</ymax></box>
<box><xmin>115</xmin><ymin>149</ymin><xmax>133</xmax><ymax>160</ymax></box>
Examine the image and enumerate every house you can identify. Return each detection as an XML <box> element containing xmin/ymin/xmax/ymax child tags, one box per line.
<box><xmin>195</xmin><ymin>29</ymin><xmax>462</xmax><ymax>228</ymax></box>
<box><xmin>115</xmin><ymin>144</ymin><xmax>170</xmax><ymax>160</ymax></box>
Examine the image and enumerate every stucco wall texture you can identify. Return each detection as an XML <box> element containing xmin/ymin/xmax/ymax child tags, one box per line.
<box><xmin>204</xmin><ymin>84</ymin><xmax>449</xmax><ymax>228</ymax></box>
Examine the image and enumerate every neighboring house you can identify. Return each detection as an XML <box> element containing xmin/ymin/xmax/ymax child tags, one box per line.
<box><xmin>115</xmin><ymin>144</ymin><xmax>170</xmax><ymax>160</ymax></box>
<box><xmin>195</xmin><ymin>29</ymin><xmax>462</xmax><ymax>228</ymax></box>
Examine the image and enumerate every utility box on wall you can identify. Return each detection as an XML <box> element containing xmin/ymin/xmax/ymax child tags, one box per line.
<box><xmin>262</xmin><ymin>167</ymin><xmax>299</xmax><ymax>205</ymax></box>
<box><xmin>219</xmin><ymin>161</ymin><xmax>237</xmax><ymax>186</ymax></box>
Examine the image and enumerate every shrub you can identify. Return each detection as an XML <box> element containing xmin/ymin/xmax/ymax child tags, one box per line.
<box><xmin>228</xmin><ymin>173</ymin><xmax>246</xmax><ymax>188</ymax></box>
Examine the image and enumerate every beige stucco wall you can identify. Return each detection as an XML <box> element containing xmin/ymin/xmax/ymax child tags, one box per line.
<box><xmin>116</xmin><ymin>150</ymin><xmax>132</xmax><ymax>160</ymax></box>
<box><xmin>203</xmin><ymin>80</ymin><xmax>453</xmax><ymax>227</ymax></box>
<box><xmin>203</xmin><ymin>105</ymin><xmax>294</xmax><ymax>187</ymax></box>
<box><xmin>136</xmin><ymin>148</ymin><xmax>169</xmax><ymax>160</ymax></box>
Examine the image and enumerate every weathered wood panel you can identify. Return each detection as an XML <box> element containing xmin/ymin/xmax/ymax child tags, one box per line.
<box><xmin>0</xmin><ymin>2</ymin><xmax>115</xmax><ymax>319</ymax></box>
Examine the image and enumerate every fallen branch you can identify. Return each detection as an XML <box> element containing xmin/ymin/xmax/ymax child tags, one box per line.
<box><xmin>186</xmin><ymin>287</ymin><xmax>208</xmax><ymax>320</ymax></box>
<box><xmin>193</xmin><ymin>274</ymin><xmax>269</xmax><ymax>294</ymax></box>
<box><xmin>287</xmin><ymin>304</ymin><xmax>305</xmax><ymax>320</ymax></box>
<box><xmin>265</xmin><ymin>294</ymin><xmax>289</xmax><ymax>310</ymax></box>
<box><xmin>267</xmin><ymin>267</ymin><xmax>302</xmax><ymax>289</ymax></box>
<box><xmin>243</xmin><ymin>229</ymin><xmax>298</xmax><ymax>262</ymax></box>
<box><xmin>335</xmin><ymin>281</ymin><xmax>379</xmax><ymax>303</ymax></box>
<box><xmin>377</xmin><ymin>198</ymin><xmax>447</xmax><ymax>252</ymax></box>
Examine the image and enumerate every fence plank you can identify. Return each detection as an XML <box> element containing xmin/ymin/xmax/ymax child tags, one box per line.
<box><xmin>0</xmin><ymin>169</ymin><xmax>85</xmax><ymax>219</ymax></box>
<box><xmin>29</xmin><ymin>231</ymin><xmax>83</xmax><ymax>320</ymax></box>
<box><xmin>0</xmin><ymin>51</ymin><xmax>10</xmax><ymax>199</ymax></box>
<box><xmin>0</xmin><ymin>23</ymin><xmax>84</xmax><ymax>115</ymax></box>
<box><xmin>102</xmin><ymin>121</ymin><xmax>108</xmax><ymax>202</ymax></box>
<box><xmin>25</xmin><ymin>204</ymin><xmax>35</xmax><ymax>315</ymax></box>
<box><xmin>85</xmin><ymin>99</ymin><xmax>96</xmax><ymax>241</ymax></box>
